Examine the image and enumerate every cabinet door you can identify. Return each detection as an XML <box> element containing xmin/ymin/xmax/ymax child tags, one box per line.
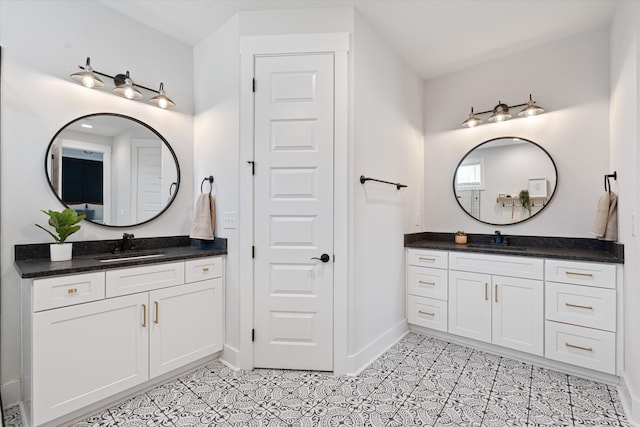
<box><xmin>448</xmin><ymin>270</ymin><xmax>492</xmax><ymax>343</ymax></box>
<box><xmin>149</xmin><ymin>278</ymin><xmax>223</xmax><ymax>378</ymax></box>
<box><xmin>32</xmin><ymin>293</ymin><xmax>149</xmax><ymax>426</ymax></box>
<box><xmin>492</xmin><ymin>276</ymin><xmax>544</xmax><ymax>356</ymax></box>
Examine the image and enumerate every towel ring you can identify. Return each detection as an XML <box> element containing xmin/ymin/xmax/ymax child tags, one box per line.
<box><xmin>169</xmin><ymin>182</ymin><xmax>178</xmax><ymax>198</ymax></box>
<box><xmin>200</xmin><ymin>176</ymin><xmax>214</xmax><ymax>194</ymax></box>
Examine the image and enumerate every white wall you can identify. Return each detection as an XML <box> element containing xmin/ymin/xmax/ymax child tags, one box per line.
<box><xmin>610</xmin><ymin>1</ymin><xmax>640</xmax><ymax>423</ymax></box>
<box><xmin>349</xmin><ymin>11</ymin><xmax>424</xmax><ymax>363</ymax></box>
<box><xmin>424</xmin><ymin>28</ymin><xmax>610</xmax><ymax>237</ymax></box>
<box><xmin>0</xmin><ymin>0</ymin><xmax>194</xmax><ymax>406</ymax></box>
<box><xmin>193</xmin><ymin>14</ymin><xmax>241</xmax><ymax>358</ymax></box>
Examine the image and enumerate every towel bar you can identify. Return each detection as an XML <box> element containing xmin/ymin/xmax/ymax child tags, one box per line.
<box><xmin>360</xmin><ymin>175</ymin><xmax>407</xmax><ymax>190</ymax></box>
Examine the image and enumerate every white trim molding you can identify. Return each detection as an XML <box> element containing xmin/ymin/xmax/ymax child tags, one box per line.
<box><xmin>619</xmin><ymin>373</ymin><xmax>640</xmax><ymax>426</ymax></box>
<box><xmin>345</xmin><ymin>320</ymin><xmax>408</xmax><ymax>375</ymax></box>
<box><xmin>239</xmin><ymin>32</ymin><xmax>351</xmax><ymax>372</ymax></box>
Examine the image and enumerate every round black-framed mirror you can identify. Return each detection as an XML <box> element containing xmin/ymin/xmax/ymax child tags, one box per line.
<box><xmin>45</xmin><ymin>113</ymin><xmax>180</xmax><ymax>227</ymax></box>
<box><xmin>453</xmin><ymin>136</ymin><xmax>557</xmax><ymax>225</ymax></box>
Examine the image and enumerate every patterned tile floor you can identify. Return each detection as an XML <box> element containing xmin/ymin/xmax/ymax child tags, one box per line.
<box><xmin>4</xmin><ymin>332</ymin><xmax>632</xmax><ymax>426</ymax></box>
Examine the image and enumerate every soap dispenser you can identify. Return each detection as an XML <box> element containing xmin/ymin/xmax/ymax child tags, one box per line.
<box><xmin>494</xmin><ymin>230</ymin><xmax>502</xmax><ymax>244</ymax></box>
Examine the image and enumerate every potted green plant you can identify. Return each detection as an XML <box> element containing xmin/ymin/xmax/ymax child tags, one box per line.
<box><xmin>455</xmin><ymin>230</ymin><xmax>468</xmax><ymax>245</ymax></box>
<box><xmin>519</xmin><ymin>189</ymin><xmax>532</xmax><ymax>217</ymax></box>
<box><xmin>35</xmin><ymin>209</ymin><xmax>85</xmax><ymax>261</ymax></box>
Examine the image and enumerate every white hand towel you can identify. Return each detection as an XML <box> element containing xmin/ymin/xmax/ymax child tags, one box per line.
<box><xmin>590</xmin><ymin>192</ymin><xmax>610</xmax><ymax>238</ymax></box>
<box><xmin>189</xmin><ymin>194</ymin><xmax>216</xmax><ymax>240</ymax></box>
<box><xmin>590</xmin><ymin>191</ymin><xmax>618</xmax><ymax>241</ymax></box>
<box><xmin>603</xmin><ymin>192</ymin><xmax>618</xmax><ymax>241</ymax></box>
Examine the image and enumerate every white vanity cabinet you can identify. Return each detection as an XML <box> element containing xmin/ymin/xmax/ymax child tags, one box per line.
<box><xmin>406</xmin><ymin>249</ymin><xmax>448</xmax><ymax>332</ymax></box>
<box><xmin>544</xmin><ymin>259</ymin><xmax>617</xmax><ymax>374</ymax></box>
<box><xmin>23</xmin><ymin>256</ymin><xmax>225</xmax><ymax>427</ymax></box>
<box><xmin>149</xmin><ymin>258</ymin><xmax>224</xmax><ymax>377</ymax></box>
<box><xmin>406</xmin><ymin>246</ymin><xmax>621</xmax><ymax>376</ymax></box>
<box><xmin>448</xmin><ymin>252</ymin><xmax>544</xmax><ymax>356</ymax></box>
<box><xmin>31</xmin><ymin>292</ymin><xmax>149</xmax><ymax>426</ymax></box>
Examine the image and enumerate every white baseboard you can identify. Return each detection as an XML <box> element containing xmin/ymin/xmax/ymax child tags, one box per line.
<box><xmin>345</xmin><ymin>319</ymin><xmax>408</xmax><ymax>375</ymax></box>
<box><xmin>221</xmin><ymin>344</ymin><xmax>241</xmax><ymax>371</ymax></box>
<box><xmin>619</xmin><ymin>373</ymin><xmax>640</xmax><ymax>426</ymax></box>
<box><xmin>1</xmin><ymin>379</ymin><xmax>21</xmax><ymax>408</ymax></box>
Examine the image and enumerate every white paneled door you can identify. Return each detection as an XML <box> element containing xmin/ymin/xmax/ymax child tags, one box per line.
<box><xmin>253</xmin><ymin>53</ymin><xmax>335</xmax><ymax>371</ymax></box>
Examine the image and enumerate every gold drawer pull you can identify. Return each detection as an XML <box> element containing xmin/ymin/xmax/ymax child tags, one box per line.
<box><xmin>142</xmin><ymin>304</ymin><xmax>147</xmax><ymax>328</ymax></box>
<box><xmin>418</xmin><ymin>257</ymin><xmax>436</xmax><ymax>262</ymax></box>
<box><xmin>485</xmin><ymin>283</ymin><xmax>488</xmax><ymax>301</ymax></box>
<box><xmin>565</xmin><ymin>271</ymin><xmax>594</xmax><ymax>277</ymax></box>
<box><xmin>565</xmin><ymin>342</ymin><xmax>592</xmax><ymax>352</ymax></box>
<box><xmin>154</xmin><ymin>301</ymin><xmax>159</xmax><ymax>324</ymax></box>
<box><xmin>418</xmin><ymin>310</ymin><xmax>435</xmax><ymax>316</ymax></box>
<box><xmin>495</xmin><ymin>284</ymin><xmax>498</xmax><ymax>303</ymax></box>
<box><xmin>67</xmin><ymin>288</ymin><xmax>78</xmax><ymax>294</ymax></box>
<box><xmin>565</xmin><ymin>303</ymin><xmax>593</xmax><ymax>310</ymax></box>
<box><xmin>418</xmin><ymin>280</ymin><xmax>435</xmax><ymax>285</ymax></box>
<box><xmin>202</xmin><ymin>267</ymin><xmax>210</xmax><ymax>273</ymax></box>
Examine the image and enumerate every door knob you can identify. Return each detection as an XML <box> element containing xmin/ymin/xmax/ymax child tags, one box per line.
<box><xmin>311</xmin><ymin>254</ymin><xmax>330</xmax><ymax>263</ymax></box>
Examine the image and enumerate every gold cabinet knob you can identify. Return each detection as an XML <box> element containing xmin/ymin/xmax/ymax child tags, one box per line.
<box><xmin>67</xmin><ymin>288</ymin><xmax>78</xmax><ymax>294</ymax></box>
<box><xmin>202</xmin><ymin>267</ymin><xmax>210</xmax><ymax>273</ymax></box>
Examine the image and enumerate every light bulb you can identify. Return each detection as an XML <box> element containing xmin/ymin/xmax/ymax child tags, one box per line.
<box><xmin>82</xmin><ymin>76</ymin><xmax>95</xmax><ymax>88</ymax></box>
<box><xmin>158</xmin><ymin>98</ymin><xmax>168</xmax><ymax>109</ymax></box>
<box><xmin>124</xmin><ymin>87</ymin><xmax>135</xmax><ymax>99</ymax></box>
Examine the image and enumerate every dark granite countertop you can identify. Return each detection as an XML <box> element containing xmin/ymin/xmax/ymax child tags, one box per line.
<box><xmin>405</xmin><ymin>232</ymin><xmax>624</xmax><ymax>264</ymax></box>
<box><xmin>15</xmin><ymin>236</ymin><xmax>227</xmax><ymax>279</ymax></box>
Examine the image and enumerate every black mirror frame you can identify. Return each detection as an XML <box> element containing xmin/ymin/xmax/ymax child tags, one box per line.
<box><xmin>452</xmin><ymin>136</ymin><xmax>558</xmax><ymax>226</ymax></box>
<box><xmin>45</xmin><ymin>112</ymin><xmax>181</xmax><ymax>228</ymax></box>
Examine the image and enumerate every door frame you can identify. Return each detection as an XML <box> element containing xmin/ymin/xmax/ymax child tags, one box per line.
<box><xmin>238</xmin><ymin>33</ymin><xmax>350</xmax><ymax>374</ymax></box>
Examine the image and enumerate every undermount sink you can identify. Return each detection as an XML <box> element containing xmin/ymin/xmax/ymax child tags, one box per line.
<box><xmin>96</xmin><ymin>251</ymin><xmax>166</xmax><ymax>263</ymax></box>
<box><xmin>465</xmin><ymin>244</ymin><xmax>528</xmax><ymax>252</ymax></box>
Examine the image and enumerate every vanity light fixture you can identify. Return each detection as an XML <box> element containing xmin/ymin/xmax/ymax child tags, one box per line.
<box><xmin>70</xmin><ymin>57</ymin><xmax>104</xmax><ymax>89</ymax></box>
<box><xmin>149</xmin><ymin>83</ymin><xmax>176</xmax><ymax>109</ymax></box>
<box><xmin>69</xmin><ymin>57</ymin><xmax>175</xmax><ymax>109</ymax></box>
<box><xmin>461</xmin><ymin>107</ymin><xmax>483</xmax><ymax>128</ymax></box>
<box><xmin>462</xmin><ymin>94</ymin><xmax>544</xmax><ymax>128</ymax></box>
<box><xmin>112</xmin><ymin>71</ymin><xmax>143</xmax><ymax>100</ymax></box>
<box><xmin>518</xmin><ymin>94</ymin><xmax>545</xmax><ymax>117</ymax></box>
<box><xmin>488</xmin><ymin>102</ymin><xmax>512</xmax><ymax>123</ymax></box>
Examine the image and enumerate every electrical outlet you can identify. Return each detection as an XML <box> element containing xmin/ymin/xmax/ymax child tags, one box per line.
<box><xmin>222</xmin><ymin>212</ymin><xmax>237</xmax><ymax>229</ymax></box>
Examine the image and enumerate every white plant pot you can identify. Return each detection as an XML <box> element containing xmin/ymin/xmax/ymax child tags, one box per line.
<box><xmin>50</xmin><ymin>243</ymin><xmax>73</xmax><ymax>262</ymax></box>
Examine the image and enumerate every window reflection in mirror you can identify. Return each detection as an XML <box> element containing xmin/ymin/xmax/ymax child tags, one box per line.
<box><xmin>453</xmin><ymin>137</ymin><xmax>557</xmax><ymax>225</ymax></box>
<box><xmin>46</xmin><ymin>113</ymin><xmax>180</xmax><ymax>227</ymax></box>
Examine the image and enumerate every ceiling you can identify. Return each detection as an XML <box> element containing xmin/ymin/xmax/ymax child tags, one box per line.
<box><xmin>97</xmin><ymin>0</ymin><xmax>618</xmax><ymax>79</ymax></box>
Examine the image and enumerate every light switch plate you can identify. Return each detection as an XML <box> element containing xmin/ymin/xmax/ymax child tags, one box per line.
<box><xmin>222</xmin><ymin>211</ymin><xmax>237</xmax><ymax>229</ymax></box>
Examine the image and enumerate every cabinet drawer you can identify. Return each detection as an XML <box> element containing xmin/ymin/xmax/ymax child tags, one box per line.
<box><xmin>450</xmin><ymin>252</ymin><xmax>543</xmax><ymax>280</ymax></box>
<box><xmin>33</xmin><ymin>272</ymin><xmax>105</xmax><ymax>312</ymax></box>
<box><xmin>545</xmin><ymin>321</ymin><xmax>615</xmax><ymax>374</ymax></box>
<box><xmin>545</xmin><ymin>282</ymin><xmax>616</xmax><ymax>332</ymax></box>
<box><xmin>106</xmin><ymin>262</ymin><xmax>185</xmax><ymax>297</ymax></box>
<box><xmin>407</xmin><ymin>265</ymin><xmax>447</xmax><ymax>300</ymax></box>
<box><xmin>545</xmin><ymin>260</ymin><xmax>615</xmax><ymax>289</ymax></box>
<box><xmin>185</xmin><ymin>257</ymin><xmax>223</xmax><ymax>283</ymax></box>
<box><xmin>407</xmin><ymin>249</ymin><xmax>447</xmax><ymax>269</ymax></box>
<box><xmin>407</xmin><ymin>295</ymin><xmax>447</xmax><ymax>332</ymax></box>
